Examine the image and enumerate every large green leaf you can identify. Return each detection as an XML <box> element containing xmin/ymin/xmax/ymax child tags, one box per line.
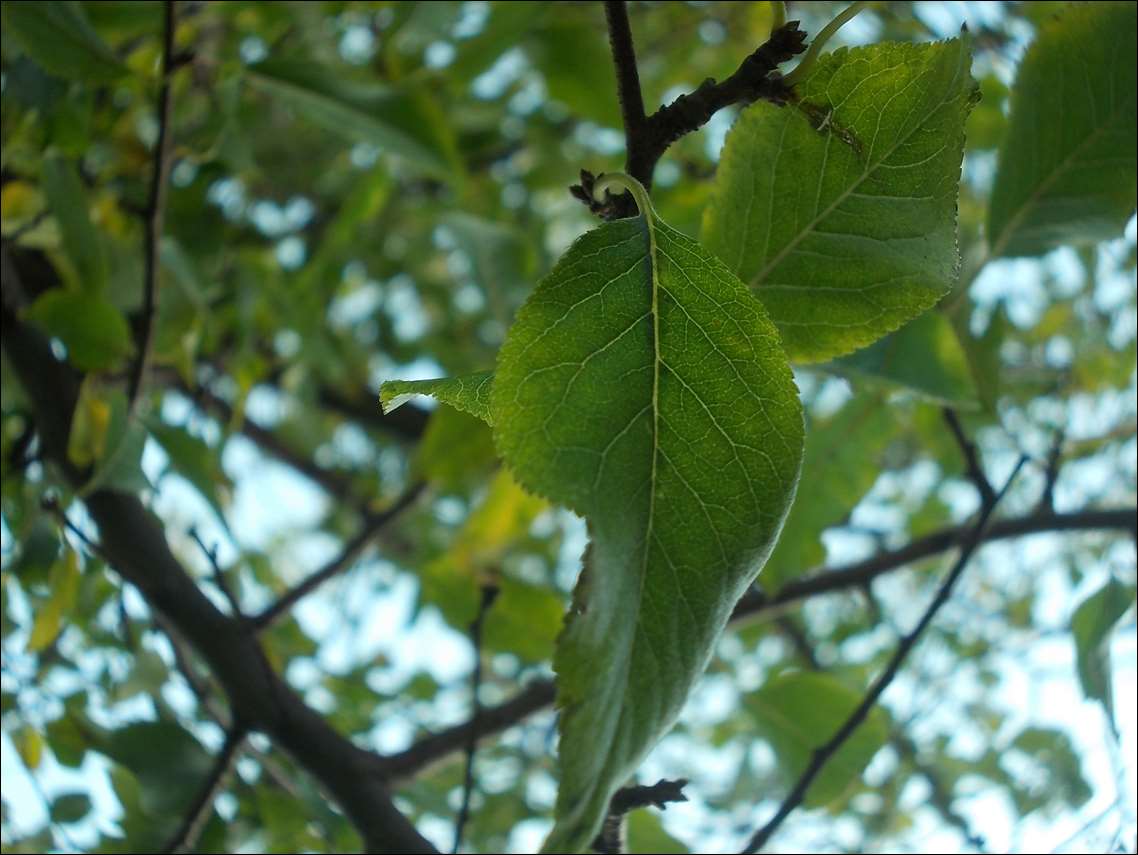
<box><xmin>747</xmin><ymin>672</ymin><xmax>890</xmax><ymax>807</ymax></box>
<box><xmin>988</xmin><ymin>3</ymin><xmax>1137</xmax><ymax>258</ymax></box>
<box><xmin>2</xmin><ymin>1</ymin><xmax>128</xmax><ymax>82</ymax></box>
<box><xmin>489</xmin><ymin>176</ymin><xmax>803</xmax><ymax>852</ymax></box>
<box><xmin>1070</xmin><ymin>578</ymin><xmax>1136</xmax><ymax>727</ymax></box>
<box><xmin>702</xmin><ymin>38</ymin><xmax>976</xmax><ymax>362</ymax></box>
<box><xmin>834</xmin><ymin>310</ymin><xmax>979</xmax><ymax>406</ymax></box>
<box><xmin>381</xmin><ymin>370</ymin><xmax>495</xmax><ymax>424</ymax></box>
<box><xmin>245</xmin><ymin>60</ymin><xmax>460</xmax><ymax>179</ymax></box>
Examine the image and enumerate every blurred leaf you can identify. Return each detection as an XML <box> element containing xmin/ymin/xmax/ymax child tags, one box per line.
<box><xmin>413</xmin><ymin>406</ymin><xmax>497</xmax><ymax>490</ymax></box>
<box><xmin>149</xmin><ymin>422</ymin><xmax>232</xmax><ymax>525</ymax></box>
<box><xmin>625</xmin><ymin>810</ymin><xmax>688</xmax><ymax>854</ymax></box>
<box><xmin>527</xmin><ymin>21</ymin><xmax>621</xmax><ymax>129</ymax></box>
<box><xmin>14</xmin><ymin>728</ymin><xmax>44</xmax><ymax>771</ymax></box>
<box><xmin>27</xmin><ymin>548</ymin><xmax>81</xmax><ymax>653</ymax></box>
<box><xmin>99</xmin><ymin>721</ymin><xmax>214</xmax><ymax>817</ymax></box>
<box><xmin>26</xmin><ymin>289</ymin><xmax>132</xmax><ymax>372</ymax></box>
<box><xmin>2</xmin><ymin>1</ymin><xmax>128</xmax><ymax>82</ymax></box>
<box><xmin>1070</xmin><ymin>578</ymin><xmax>1136</xmax><ymax>725</ymax></box>
<box><xmin>988</xmin><ymin>2</ymin><xmax>1137</xmax><ymax>256</ymax></box>
<box><xmin>836</xmin><ymin>311</ymin><xmax>979</xmax><ymax>406</ymax></box>
<box><xmin>1007</xmin><ymin>726</ymin><xmax>1093</xmax><ymax>813</ymax></box>
<box><xmin>245</xmin><ymin>59</ymin><xmax>460</xmax><ymax>179</ymax></box>
<box><xmin>762</xmin><ymin>395</ymin><xmax>896</xmax><ymax>587</ymax></box>
<box><xmin>704</xmin><ymin>38</ymin><xmax>977</xmax><ymax>362</ymax></box>
<box><xmin>41</xmin><ymin>155</ymin><xmax>108</xmax><ymax>293</ymax></box>
<box><xmin>68</xmin><ymin>376</ymin><xmax>113</xmax><ymax>467</ymax></box>
<box><xmin>748</xmin><ymin>672</ymin><xmax>889</xmax><ymax>807</ymax></box>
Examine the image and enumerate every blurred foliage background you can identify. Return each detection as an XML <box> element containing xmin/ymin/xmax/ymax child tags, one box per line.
<box><xmin>1</xmin><ymin>1</ymin><xmax>1135</xmax><ymax>853</ymax></box>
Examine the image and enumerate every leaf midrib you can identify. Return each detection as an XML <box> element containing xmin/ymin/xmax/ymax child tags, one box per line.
<box><xmin>750</xmin><ymin>43</ymin><xmax>967</xmax><ymax>288</ymax></box>
<box><xmin>989</xmin><ymin>95</ymin><xmax>1131</xmax><ymax>258</ymax></box>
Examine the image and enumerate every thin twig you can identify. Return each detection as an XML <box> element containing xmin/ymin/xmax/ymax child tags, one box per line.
<box><xmin>453</xmin><ymin>582</ymin><xmax>500</xmax><ymax>854</ymax></box>
<box><xmin>252</xmin><ymin>481</ymin><xmax>426</xmax><ymax>630</ymax></box>
<box><xmin>943</xmin><ymin>408</ymin><xmax>996</xmax><ymax>506</ymax></box>
<box><xmin>161</xmin><ymin>724</ymin><xmax>248</xmax><ymax>853</ymax></box>
<box><xmin>582</xmin><ymin>7</ymin><xmax>806</xmax><ymax>218</ymax></box>
<box><xmin>1037</xmin><ymin>428</ymin><xmax>1065</xmax><ymax>513</ymax></box>
<box><xmin>189</xmin><ymin>526</ymin><xmax>243</xmax><ymax>619</ymax></box>
<box><xmin>591</xmin><ymin>778</ymin><xmax>688</xmax><ymax>854</ymax></box>
<box><xmin>739</xmin><ymin>455</ymin><xmax>1028</xmax><ymax>853</ymax></box>
<box><xmin>128</xmin><ymin>0</ymin><xmax>178</xmax><ymax>413</ymax></box>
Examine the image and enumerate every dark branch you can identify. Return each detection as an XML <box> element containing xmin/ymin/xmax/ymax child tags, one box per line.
<box><xmin>739</xmin><ymin>455</ymin><xmax>1028</xmax><ymax>853</ymax></box>
<box><xmin>592</xmin><ymin>779</ymin><xmax>689</xmax><ymax>854</ymax></box>
<box><xmin>453</xmin><ymin>583</ymin><xmax>501</xmax><ymax>854</ymax></box>
<box><xmin>385</xmin><ymin>506</ymin><xmax>1136</xmax><ymax>779</ymax></box>
<box><xmin>384</xmin><ymin>679</ymin><xmax>556</xmax><ymax>782</ymax></box>
<box><xmin>1037</xmin><ymin>427</ymin><xmax>1065</xmax><ymax>513</ymax></box>
<box><xmin>579</xmin><ymin>11</ymin><xmax>807</xmax><ymax>218</ymax></box>
<box><xmin>128</xmin><ymin>0</ymin><xmax>178</xmax><ymax>413</ymax></box>
<box><xmin>0</xmin><ymin>298</ymin><xmax>436</xmax><ymax>854</ymax></box>
<box><xmin>162</xmin><ymin>725</ymin><xmax>247</xmax><ymax>854</ymax></box>
<box><xmin>252</xmin><ymin>481</ymin><xmax>426</xmax><ymax>631</ymax></box>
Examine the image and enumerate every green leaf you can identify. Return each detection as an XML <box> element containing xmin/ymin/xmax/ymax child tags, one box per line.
<box><xmin>98</xmin><ymin>721</ymin><xmax>214</xmax><ymax>817</ymax></box>
<box><xmin>988</xmin><ymin>3</ymin><xmax>1137</xmax><ymax>257</ymax></box>
<box><xmin>381</xmin><ymin>370</ymin><xmax>495</xmax><ymax>424</ymax></box>
<box><xmin>761</xmin><ymin>395</ymin><xmax>896</xmax><ymax>588</ymax></box>
<box><xmin>42</xmin><ymin>155</ymin><xmax>108</xmax><ymax>293</ymax></box>
<box><xmin>489</xmin><ymin>176</ymin><xmax>804</xmax><ymax>852</ymax></box>
<box><xmin>747</xmin><ymin>672</ymin><xmax>889</xmax><ymax>807</ymax></box>
<box><xmin>413</xmin><ymin>407</ymin><xmax>497</xmax><ymax>490</ymax></box>
<box><xmin>149</xmin><ymin>422</ymin><xmax>232</xmax><ymax>526</ymax></box>
<box><xmin>50</xmin><ymin>791</ymin><xmax>92</xmax><ymax>824</ymax></box>
<box><xmin>26</xmin><ymin>290</ymin><xmax>132</xmax><ymax>372</ymax></box>
<box><xmin>835</xmin><ymin>311</ymin><xmax>979</xmax><ymax>406</ymax></box>
<box><xmin>1</xmin><ymin>1</ymin><xmax>128</xmax><ymax>82</ymax></box>
<box><xmin>1070</xmin><ymin>578</ymin><xmax>1136</xmax><ymax>725</ymax></box>
<box><xmin>702</xmin><ymin>38</ymin><xmax>977</xmax><ymax>362</ymax></box>
<box><xmin>27</xmin><ymin>548</ymin><xmax>81</xmax><ymax>653</ymax></box>
<box><xmin>1008</xmin><ymin>726</ymin><xmax>1092</xmax><ymax>812</ymax></box>
<box><xmin>245</xmin><ymin>60</ymin><xmax>459</xmax><ymax>179</ymax></box>
<box><xmin>626</xmin><ymin>811</ymin><xmax>688</xmax><ymax>854</ymax></box>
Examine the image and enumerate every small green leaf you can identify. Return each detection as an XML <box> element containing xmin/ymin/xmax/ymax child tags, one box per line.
<box><xmin>988</xmin><ymin>3</ymin><xmax>1137</xmax><ymax>257</ymax></box>
<box><xmin>26</xmin><ymin>290</ymin><xmax>132</xmax><ymax>372</ymax></box>
<box><xmin>762</xmin><ymin>395</ymin><xmax>897</xmax><ymax>587</ymax></box>
<box><xmin>381</xmin><ymin>370</ymin><xmax>495</xmax><ymax>424</ymax></box>
<box><xmin>703</xmin><ymin>38</ymin><xmax>976</xmax><ymax>362</ymax></box>
<box><xmin>1070</xmin><ymin>578</ymin><xmax>1136</xmax><ymax>725</ymax></box>
<box><xmin>245</xmin><ymin>60</ymin><xmax>459</xmax><ymax>179</ymax></box>
<box><xmin>489</xmin><ymin>175</ymin><xmax>804</xmax><ymax>852</ymax></box>
<box><xmin>50</xmin><ymin>792</ymin><xmax>92</xmax><ymax>824</ymax></box>
<box><xmin>42</xmin><ymin>155</ymin><xmax>108</xmax><ymax>293</ymax></box>
<box><xmin>27</xmin><ymin>549</ymin><xmax>81</xmax><ymax>653</ymax></box>
<box><xmin>835</xmin><ymin>311</ymin><xmax>979</xmax><ymax>406</ymax></box>
<box><xmin>149</xmin><ymin>422</ymin><xmax>232</xmax><ymax>525</ymax></box>
<box><xmin>748</xmin><ymin>672</ymin><xmax>889</xmax><ymax>807</ymax></box>
<box><xmin>2</xmin><ymin>1</ymin><xmax>128</xmax><ymax>82</ymax></box>
<box><xmin>413</xmin><ymin>407</ymin><xmax>497</xmax><ymax>490</ymax></box>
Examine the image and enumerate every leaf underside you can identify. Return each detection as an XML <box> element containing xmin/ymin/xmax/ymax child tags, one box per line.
<box><xmin>703</xmin><ymin>37</ymin><xmax>976</xmax><ymax>363</ymax></box>
<box><xmin>987</xmin><ymin>2</ymin><xmax>1138</xmax><ymax>258</ymax></box>
<box><xmin>380</xmin><ymin>370</ymin><xmax>495</xmax><ymax>424</ymax></box>
<box><xmin>491</xmin><ymin>202</ymin><xmax>803</xmax><ymax>851</ymax></box>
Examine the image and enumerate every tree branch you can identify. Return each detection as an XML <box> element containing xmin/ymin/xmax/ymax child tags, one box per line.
<box><xmin>453</xmin><ymin>582</ymin><xmax>500</xmax><ymax>854</ymax></box>
<box><xmin>252</xmin><ymin>480</ymin><xmax>426</xmax><ymax>631</ymax></box>
<box><xmin>580</xmin><ymin>8</ymin><xmax>807</xmax><ymax>218</ymax></box>
<box><xmin>384</xmin><ymin>506</ymin><xmax>1135</xmax><ymax>780</ymax></box>
<box><xmin>592</xmin><ymin>778</ymin><xmax>689</xmax><ymax>854</ymax></box>
<box><xmin>0</xmin><ymin>301</ymin><xmax>436</xmax><ymax>854</ymax></box>
<box><xmin>162</xmin><ymin>724</ymin><xmax>248</xmax><ymax>854</ymax></box>
<box><xmin>738</xmin><ymin>446</ymin><xmax>1027</xmax><ymax>853</ymax></box>
<box><xmin>128</xmin><ymin>0</ymin><xmax>178</xmax><ymax>413</ymax></box>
